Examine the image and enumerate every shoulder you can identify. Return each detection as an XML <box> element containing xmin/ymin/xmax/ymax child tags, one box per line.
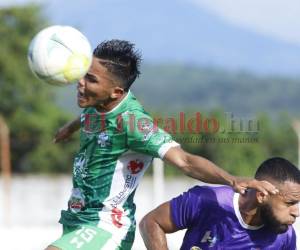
<box><xmin>123</xmin><ymin>91</ymin><xmax>147</xmax><ymax>114</ymax></box>
<box><xmin>284</xmin><ymin>226</ymin><xmax>297</xmax><ymax>248</ymax></box>
<box><xmin>120</xmin><ymin>95</ymin><xmax>156</xmax><ymax>134</ymax></box>
<box><xmin>174</xmin><ymin>185</ymin><xmax>234</xmax><ymax>207</ymax></box>
<box><xmin>273</xmin><ymin>225</ymin><xmax>297</xmax><ymax>249</ymax></box>
<box><xmin>285</xmin><ymin>225</ymin><xmax>296</xmax><ymax>239</ymax></box>
<box><xmin>169</xmin><ymin>185</ymin><xmax>234</xmax><ymax>229</ymax></box>
<box><xmin>190</xmin><ymin>185</ymin><xmax>233</xmax><ymax>198</ymax></box>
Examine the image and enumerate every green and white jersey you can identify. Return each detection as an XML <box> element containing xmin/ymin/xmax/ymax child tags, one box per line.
<box><xmin>59</xmin><ymin>91</ymin><xmax>179</xmax><ymax>239</ymax></box>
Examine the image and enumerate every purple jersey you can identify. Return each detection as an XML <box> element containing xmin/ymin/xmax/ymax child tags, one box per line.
<box><xmin>170</xmin><ymin>186</ymin><xmax>297</xmax><ymax>250</ymax></box>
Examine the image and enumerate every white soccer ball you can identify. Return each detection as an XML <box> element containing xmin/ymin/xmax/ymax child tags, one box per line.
<box><xmin>27</xmin><ymin>25</ymin><xmax>92</xmax><ymax>86</ymax></box>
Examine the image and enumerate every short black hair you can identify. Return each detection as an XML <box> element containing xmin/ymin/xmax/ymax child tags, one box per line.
<box><xmin>255</xmin><ymin>157</ymin><xmax>300</xmax><ymax>184</ymax></box>
<box><xmin>93</xmin><ymin>39</ymin><xmax>141</xmax><ymax>91</ymax></box>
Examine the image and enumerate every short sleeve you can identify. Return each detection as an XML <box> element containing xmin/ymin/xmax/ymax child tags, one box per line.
<box><xmin>123</xmin><ymin>110</ymin><xmax>180</xmax><ymax>158</ymax></box>
<box><xmin>170</xmin><ymin>186</ymin><xmax>206</xmax><ymax>229</ymax></box>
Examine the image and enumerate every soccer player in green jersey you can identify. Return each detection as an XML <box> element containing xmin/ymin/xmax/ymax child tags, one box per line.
<box><xmin>46</xmin><ymin>40</ymin><xmax>278</xmax><ymax>250</ymax></box>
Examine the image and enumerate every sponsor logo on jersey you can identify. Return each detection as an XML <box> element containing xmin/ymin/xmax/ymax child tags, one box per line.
<box><xmin>190</xmin><ymin>247</ymin><xmax>202</xmax><ymax>250</ymax></box>
<box><xmin>140</xmin><ymin>121</ymin><xmax>155</xmax><ymax>141</ymax></box>
<box><xmin>97</xmin><ymin>131</ymin><xmax>111</xmax><ymax>147</ymax></box>
<box><xmin>73</xmin><ymin>153</ymin><xmax>87</xmax><ymax>178</ymax></box>
<box><xmin>109</xmin><ymin>159</ymin><xmax>144</xmax><ymax>207</ymax></box>
<box><xmin>201</xmin><ymin>230</ymin><xmax>218</xmax><ymax>247</ymax></box>
<box><xmin>127</xmin><ymin>160</ymin><xmax>144</xmax><ymax>174</ymax></box>
<box><xmin>111</xmin><ymin>207</ymin><xmax>124</xmax><ymax>228</ymax></box>
<box><xmin>68</xmin><ymin>188</ymin><xmax>85</xmax><ymax>213</ymax></box>
<box><xmin>110</xmin><ymin>174</ymin><xmax>137</xmax><ymax>208</ymax></box>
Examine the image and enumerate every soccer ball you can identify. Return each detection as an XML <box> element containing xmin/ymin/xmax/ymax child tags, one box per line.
<box><xmin>27</xmin><ymin>25</ymin><xmax>92</xmax><ymax>86</ymax></box>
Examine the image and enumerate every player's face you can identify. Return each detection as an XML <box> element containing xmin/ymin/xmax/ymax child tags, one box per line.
<box><xmin>77</xmin><ymin>57</ymin><xmax>119</xmax><ymax>109</ymax></box>
<box><xmin>260</xmin><ymin>181</ymin><xmax>300</xmax><ymax>233</ymax></box>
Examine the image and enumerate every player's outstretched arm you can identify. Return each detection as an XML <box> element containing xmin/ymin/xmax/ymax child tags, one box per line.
<box><xmin>163</xmin><ymin>146</ymin><xmax>279</xmax><ymax>195</ymax></box>
<box><xmin>53</xmin><ymin>116</ymin><xmax>81</xmax><ymax>143</ymax></box>
<box><xmin>139</xmin><ymin>202</ymin><xmax>177</xmax><ymax>250</ymax></box>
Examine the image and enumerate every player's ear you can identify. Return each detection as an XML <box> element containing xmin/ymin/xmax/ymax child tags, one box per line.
<box><xmin>256</xmin><ymin>191</ymin><xmax>268</xmax><ymax>204</ymax></box>
<box><xmin>111</xmin><ymin>86</ymin><xmax>124</xmax><ymax>99</ymax></box>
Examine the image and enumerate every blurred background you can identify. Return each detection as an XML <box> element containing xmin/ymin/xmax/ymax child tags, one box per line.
<box><xmin>0</xmin><ymin>0</ymin><xmax>299</xmax><ymax>249</ymax></box>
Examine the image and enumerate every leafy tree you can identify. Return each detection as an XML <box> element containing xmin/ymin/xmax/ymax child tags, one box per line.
<box><xmin>0</xmin><ymin>5</ymin><xmax>297</xmax><ymax>176</ymax></box>
<box><xmin>152</xmin><ymin>110</ymin><xmax>297</xmax><ymax>177</ymax></box>
<box><xmin>0</xmin><ymin>5</ymin><xmax>78</xmax><ymax>173</ymax></box>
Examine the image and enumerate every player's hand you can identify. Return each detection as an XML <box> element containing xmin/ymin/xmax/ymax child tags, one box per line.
<box><xmin>53</xmin><ymin>124</ymin><xmax>73</xmax><ymax>143</ymax></box>
<box><xmin>232</xmin><ymin>177</ymin><xmax>279</xmax><ymax>195</ymax></box>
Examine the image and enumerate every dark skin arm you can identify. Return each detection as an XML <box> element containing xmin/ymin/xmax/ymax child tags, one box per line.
<box><xmin>53</xmin><ymin>119</ymin><xmax>278</xmax><ymax>195</ymax></box>
<box><xmin>163</xmin><ymin>146</ymin><xmax>278</xmax><ymax>195</ymax></box>
<box><xmin>53</xmin><ymin>116</ymin><xmax>81</xmax><ymax>143</ymax></box>
<box><xmin>139</xmin><ymin>202</ymin><xmax>177</xmax><ymax>250</ymax></box>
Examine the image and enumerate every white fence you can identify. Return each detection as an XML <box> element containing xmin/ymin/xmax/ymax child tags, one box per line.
<box><xmin>0</xmin><ymin>173</ymin><xmax>299</xmax><ymax>250</ymax></box>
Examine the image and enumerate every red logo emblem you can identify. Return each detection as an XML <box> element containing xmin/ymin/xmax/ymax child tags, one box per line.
<box><xmin>111</xmin><ymin>208</ymin><xmax>123</xmax><ymax>228</ymax></box>
<box><xmin>127</xmin><ymin>160</ymin><xmax>144</xmax><ymax>174</ymax></box>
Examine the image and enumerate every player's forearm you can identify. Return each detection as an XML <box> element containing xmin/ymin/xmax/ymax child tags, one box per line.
<box><xmin>139</xmin><ymin>217</ymin><xmax>169</xmax><ymax>250</ymax></box>
<box><xmin>66</xmin><ymin>116</ymin><xmax>81</xmax><ymax>133</ymax></box>
<box><xmin>184</xmin><ymin>153</ymin><xmax>235</xmax><ymax>186</ymax></box>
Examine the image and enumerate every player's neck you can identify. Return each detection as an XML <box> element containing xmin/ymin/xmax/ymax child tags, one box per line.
<box><xmin>238</xmin><ymin>192</ymin><xmax>264</xmax><ymax>226</ymax></box>
<box><xmin>95</xmin><ymin>92</ymin><xmax>128</xmax><ymax>112</ymax></box>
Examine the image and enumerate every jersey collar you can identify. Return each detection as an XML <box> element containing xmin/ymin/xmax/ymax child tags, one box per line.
<box><xmin>94</xmin><ymin>90</ymin><xmax>132</xmax><ymax>118</ymax></box>
<box><xmin>233</xmin><ymin>192</ymin><xmax>264</xmax><ymax>230</ymax></box>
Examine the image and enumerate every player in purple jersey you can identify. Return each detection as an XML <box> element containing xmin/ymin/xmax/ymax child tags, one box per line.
<box><xmin>140</xmin><ymin>157</ymin><xmax>300</xmax><ymax>250</ymax></box>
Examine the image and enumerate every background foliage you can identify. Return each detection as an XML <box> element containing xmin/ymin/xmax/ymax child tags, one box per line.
<box><xmin>0</xmin><ymin>5</ymin><xmax>298</xmax><ymax>176</ymax></box>
<box><xmin>0</xmin><ymin>5</ymin><xmax>78</xmax><ymax>173</ymax></box>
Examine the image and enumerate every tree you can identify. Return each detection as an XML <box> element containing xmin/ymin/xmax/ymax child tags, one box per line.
<box><xmin>0</xmin><ymin>5</ymin><xmax>78</xmax><ymax>173</ymax></box>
